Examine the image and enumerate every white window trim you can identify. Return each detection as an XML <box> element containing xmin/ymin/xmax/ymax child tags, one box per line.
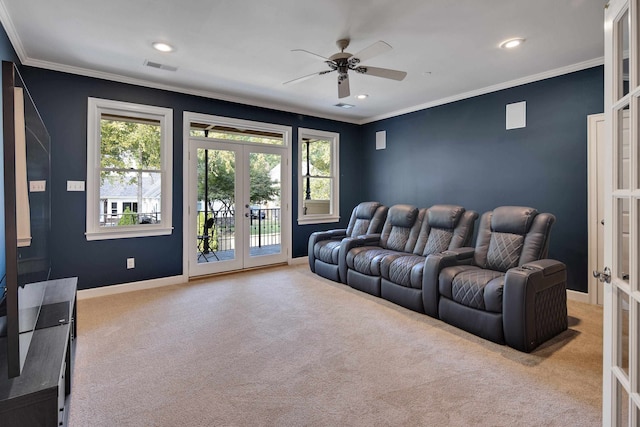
<box><xmin>86</xmin><ymin>97</ymin><xmax>173</xmax><ymax>240</ymax></box>
<box><xmin>297</xmin><ymin>127</ymin><xmax>340</xmax><ymax>225</ymax></box>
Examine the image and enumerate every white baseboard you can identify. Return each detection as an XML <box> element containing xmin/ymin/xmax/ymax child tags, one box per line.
<box><xmin>77</xmin><ymin>274</ymin><xmax>187</xmax><ymax>300</ymax></box>
<box><xmin>289</xmin><ymin>256</ymin><xmax>308</xmax><ymax>266</ymax></box>
<box><xmin>567</xmin><ymin>289</ymin><xmax>591</xmax><ymax>304</ymax></box>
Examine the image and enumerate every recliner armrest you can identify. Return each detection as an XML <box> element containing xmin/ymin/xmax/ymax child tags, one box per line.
<box><xmin>422</xmin><ymin>248</ymin><xmax>474</xmax><ymax>318</ymax></box>
<box><xmin>355</xmin><ymin>233</ymin><xmax>381</xmax><ymax>245</ymax></box>
<box><xmin>519</xmin><ymin>259</ymin><xmax>565</xmax><ymax>277</ymax></box>
<box><xmin>308</xmin><ymin>229</ymin><xmax>348</xmax><ymax>271</ymax></box>
<box><xmin>440</xmin><ymin>247</ymin><xmax>475</xmax><ymax>262</ymax></box>
<box><xmin>503</xmin><ymin>259</ymin><xmax>568</xmax><ymax>352</ymax></box>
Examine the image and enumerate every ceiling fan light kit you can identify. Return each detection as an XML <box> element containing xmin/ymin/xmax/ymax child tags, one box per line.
<box><xmin>285</xmin><ymin>38</ymin><xmax>408</xmax><ymax>99</ymax></box>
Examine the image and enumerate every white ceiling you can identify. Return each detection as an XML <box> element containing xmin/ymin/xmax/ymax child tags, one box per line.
<box><xmin>0</xmin><ymin>0</ymin><xmax>606</xmax><ymax>124</ymax></box>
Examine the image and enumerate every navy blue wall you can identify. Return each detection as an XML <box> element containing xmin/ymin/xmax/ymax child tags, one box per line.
<box><xmin>361</xmin><ymin>66</ymin><xmax>604</xmax><ymax>292</ymax></box>
<box><xmin>19</xmin><ymin>68</ymin><xmax>363</xmax><ymax>289</ymax></box>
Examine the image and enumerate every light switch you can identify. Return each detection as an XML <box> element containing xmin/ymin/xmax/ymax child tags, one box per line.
<box><xmin>29</xmin><ymin>180</ymin><xmax>46</xmax><ymax>192</ymax></box>
<box><xmin>67</xmin><ymin>180</ymin><xmax>85</xmax><ymax>191</ymax></box>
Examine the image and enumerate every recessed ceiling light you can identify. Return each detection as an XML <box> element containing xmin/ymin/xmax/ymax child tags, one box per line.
<box><xmin>499</xmin><ymin>38</ymin><xmax>525</xmax><ymax>49</ymax></box>
<box><xmin>152</xmin><ymin>42</ymin><xmax>174</xmax><ymax>52</ymax></box>
<box><xmin>356</xmin><ymin>94</ymin><xmax>369</xmax><ymax>100</ymax></box>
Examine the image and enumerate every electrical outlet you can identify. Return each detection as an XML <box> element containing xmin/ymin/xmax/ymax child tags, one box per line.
<box><xmin>29</xmin><ymin>180</ymin><xmax>46</xmax><ymax>192</ymax></box>
<box><xmin>127</xmin><ymin>258</ymin><xmax>135</xmax><ymax>269</ymax></box>
<box><xmin>67</xmin><ymin>180</ymin><xmax>85</xmax><ymax>191</ymax></box>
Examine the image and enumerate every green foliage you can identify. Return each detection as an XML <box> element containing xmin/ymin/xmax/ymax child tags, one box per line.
<box><xmin>302</xmin><ymin>139</ymin><xmax>332</xmax><ymax>200</ymax></box>
<box><xmin>101</xmin><ymin>118</ymin><xmax>161</xmax><ymax>174</ymax></box>
<box><xmin>197</xmin><ymin>149</ymin><xmax>280</xmax><ymax>210</ymax></box>
<box><xmin>118</xmin><ymin>207</ymin><xmax>138</xmax><ymax>226</ymax></box>
<box><xmin>249</xmin><ymin>153</ymin><xmax>279</xmax><ymax>205</ymax></box>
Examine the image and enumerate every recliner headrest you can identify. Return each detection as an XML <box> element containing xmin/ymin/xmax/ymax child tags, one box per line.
<box><xmin>491</xmin><ymin>206</ymin><xmax>538</xmax><ymax>235</ymax></box>
<box><xmin>427</xmin><ymin>204</ymin><xmax>464</xmax><ymax>229</ymax></box>
<box><xmin>355</xmin><ymin>201</ymin><xmax>381</xmax><ymax>219</ymax></box>
<box><xmin>388</xmin><ymin>204</ymin><xmax>419</xmax><ymax>228</ymax></box>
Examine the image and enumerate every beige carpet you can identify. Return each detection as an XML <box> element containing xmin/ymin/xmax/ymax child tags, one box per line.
<box><xmin>68</xmin><ymin>264</ymin><xmax>602</xmax><ymax>426</ymax></box>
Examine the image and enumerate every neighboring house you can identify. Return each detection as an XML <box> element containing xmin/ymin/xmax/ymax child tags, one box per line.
<box><xmin>99</xmin><ymin>175</ymin><xmax>162</xmax><ymax>225</ymax></box>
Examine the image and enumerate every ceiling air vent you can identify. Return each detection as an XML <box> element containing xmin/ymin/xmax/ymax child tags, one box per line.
<box><xmin>144</xmin><ymin>60</ymin><xmax>178</xmax><ymax>72</ymax></box>
<box><xmin>334</xmin><ymin>103</ymin><xmax>355</xmax><ymax>109</ymax></box>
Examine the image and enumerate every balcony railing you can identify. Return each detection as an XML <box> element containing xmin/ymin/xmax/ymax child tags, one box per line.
<box><xmin>197</xmin><ymin>208</ymin><xmax>281</xmax><ymax>253</ymax></box>
<box><xmin>100</xmin><ymin>212</ymin><xmax>161</xmax><ymax>226</ymax></box>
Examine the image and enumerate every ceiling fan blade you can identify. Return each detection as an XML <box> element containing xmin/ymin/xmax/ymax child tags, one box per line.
<box><xmin>283</xmin><ymin>69</ymin><xmax>333</xmax><ymax>85</ymax></box>
<box><xmin>291</xmin><ymin>49</ymin><xmax>332</xmax><ymax>62</ymax></box>
<box><xmin>357</xmin><ymin>66</ymin><xmax>407</xmax><ymax>81</ymax></box>
<box><xmin>338</xmin><ymin>75</ymin><xmax>350</xmax><ymax>99</ymax></box>
<box><xmin>351</xmin><ymin>40</ymin><xmax>392</xmax><ymax>63</ymax></box>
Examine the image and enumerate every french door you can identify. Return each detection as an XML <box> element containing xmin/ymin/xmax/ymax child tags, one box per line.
<box><xmin>603</xmin><ymin>0</ymin><xmax>640</xmax><ymax>424</ymax></box>
<box><xmin>188</xmin><ymin>138</ymin><xmax>288</xmax><ymax>277</ymax></box>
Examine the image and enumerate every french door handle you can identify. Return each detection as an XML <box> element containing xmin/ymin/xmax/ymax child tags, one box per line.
<box><xmin>593</xmin><ymin>267</ymin><xmax>611</xmax><ymax>284</ymax></box>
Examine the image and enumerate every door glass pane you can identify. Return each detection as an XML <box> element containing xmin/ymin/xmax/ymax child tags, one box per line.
<box><xmin>197</xmin><ymin>148</ymin><xmax>236</xmax><ymax>263</ymax></box>
<box><xmin>618</xmin><ymin>289</ymin><xmax>630</xmax><ymax>376</ymax></box>
<box><xmin>617</xmin><ymin>378</ymin><xmax>630</xmax><ymax>427</ymax></box>
<box><xmin>618</xmin><ymin>8</ymin><xmax>630</xmax><ymax>99</ymax></box>
<box><xmin>618</xmin><ymin>106</ymin><xmax>630</xmax><ymax>190</ymax></box>
<box><xmin>618</xmin><ymin>198</ymin><xmax>630</xmax><ymax>282</ymax></box>
<box><xmin>249</xmin><ymin>152</ymin><xmax>281</xmax><ymax>257</ymax></box>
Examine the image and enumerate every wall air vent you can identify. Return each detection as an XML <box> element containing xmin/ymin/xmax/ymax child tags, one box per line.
<box><xmin>334</xmin><ymin>103</ymin><xmax>355</xmax><ymax>109</ymax></box>
<box><xmin>143</xmin><ymin>60</ymin><xmax>178</xmax><ymax>72</ymax></box>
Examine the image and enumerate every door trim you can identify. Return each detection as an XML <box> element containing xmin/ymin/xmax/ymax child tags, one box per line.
<box><xmin>182</xmin><ymin>111</ymin><xmax>292</xmax><ymax>279</ymax></box>
<box><xmin>588</xmin><ymin>113</ymin><xmax>605</xmax><ymax>305</ymax></box>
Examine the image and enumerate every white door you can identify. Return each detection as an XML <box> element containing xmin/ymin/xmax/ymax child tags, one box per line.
<box><xmin>603</xmin><ymin>0</ymin><xmax>638</xmax><ymax>424</ymax></box>
<box><xmin>590</xmin><ymin>113</ymin><xmax>629</xmax><ymax>305</ymax></box>
<box><xmin>188</xmin><ymin>138</ymin><xmax>289</xmax><ymax>277</ymax></box>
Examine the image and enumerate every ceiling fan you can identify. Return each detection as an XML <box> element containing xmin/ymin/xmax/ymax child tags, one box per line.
<box><xmin>284</xmin><ymin>39</ymin><xmax>407</xmax><ymax>99</ymax></box>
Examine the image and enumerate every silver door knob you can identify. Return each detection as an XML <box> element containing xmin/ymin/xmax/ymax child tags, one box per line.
<box><xmin>593</xmin><ymin>267</ymin><xmax>611</xmax><ymax>284</ymax></box>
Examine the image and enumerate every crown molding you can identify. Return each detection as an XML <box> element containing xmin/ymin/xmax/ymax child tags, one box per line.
<box><xmin>25</xmin><ymin>55</ymin><xmax>604</xmax><ymax>127</ymax></box>
<box><xmin>359</xmin><ymin>56</ymin><xmax>604</xmax><ymax>124</ymax></box>
<box><xmin>20</xmin><ymin>57</ymin><xmax>363</xmax><ymax>125</ymax></box>
<box><xmin>0</xmin><ymin>0</ymin><xmax>27</xmax><ymax>63</ymax></box>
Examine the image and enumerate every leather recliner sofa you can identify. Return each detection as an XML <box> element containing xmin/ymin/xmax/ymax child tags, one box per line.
<box><xmin>308</xmin><ymin>201</ymin><xmax>388</xmax><ymax>282</ymax></box>
<box><xmin>422</xmin><ymin>206</ymin><xmax>568</xmax><ymax>352</ymax></box>
<box><xmin>308</xmin><ymin>203</ymin><xmax>568</xmax><ymax>352</ymax></box>
<box><xmin>338</xmin><ymin>204</ymin><xmax>478</xmax><ymax>313</ymax></box>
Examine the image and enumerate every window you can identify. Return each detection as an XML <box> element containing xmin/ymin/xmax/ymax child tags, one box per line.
<box><xmin>86</xmin><ymin>98</ymin><xmax>173</xmax><ymax>240</ymax></box>
<box><xmin>297</xmin><ymin>128</ymin><xmax>339</xmax><ymax>224</ymax></box>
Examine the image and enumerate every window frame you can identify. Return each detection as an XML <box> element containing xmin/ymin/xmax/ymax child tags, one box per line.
<box><xmin>297</xmin><ymin>127</ymin><xmax>340</xmax><ymax>225</ymax></box>
<box><xmin>86</xmin><ymin>97</ymin><xmax>173</xmax><ymax>240</ymax></box>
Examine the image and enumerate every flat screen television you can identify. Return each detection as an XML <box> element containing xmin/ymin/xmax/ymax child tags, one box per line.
<box><xmin>0</xmin><ymin>61</ymin><xmax>51</xmax><ymax>378</ymax></box>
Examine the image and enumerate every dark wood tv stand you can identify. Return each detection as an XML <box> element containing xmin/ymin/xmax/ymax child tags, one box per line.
<box><xmin>0</xmin><ymin>277</ymin><xmax>77</xmax><ymax>426</ymax></box>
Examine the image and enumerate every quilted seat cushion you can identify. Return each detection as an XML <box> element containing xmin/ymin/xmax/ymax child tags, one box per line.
<box><xmin>314</xmin><ymin>238</ymin><xmax>342</xmax><ymax>264</ymax></box>
<box><xmin>439</xmin><ymin>266</ymin><xmax>505</xmax><ymax>313</ymax></box>
<box><xmin>380</xmin><ymin>254</ymin><xmax>426</xmax><ymax>289</ymax></box>
<box><xmin>347</xmin><ymin>246</ymin><xmax>399</xmax><ymax>276</ymax></box>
